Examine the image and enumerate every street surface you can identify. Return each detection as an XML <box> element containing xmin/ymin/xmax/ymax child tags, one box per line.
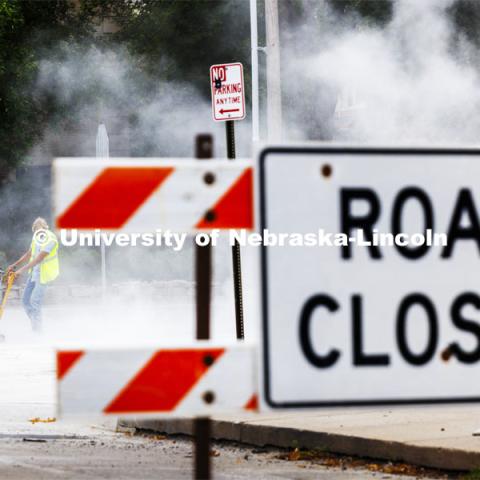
<box><xmin>0</xmin><ymin>305</ymin><xmax>457</xmax><ymax>479</ymax></box>
<box><xmin>0</xmin><ymin>433</ymin><xmax>425</xmax><ymax>479</ymax></box>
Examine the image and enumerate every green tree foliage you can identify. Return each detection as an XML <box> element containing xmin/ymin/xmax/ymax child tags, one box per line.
<box><xmin>0</xmin><ymin>0</ymin><xmax>252</xmax><ymax>176</ymax></box>
<box><xmin>0</xmin><ymin>0</ymin><xmax>95</xmax><ymax>178</ymax></box>
<box><xmin>449</xmin><ymin>0</ymin><xmax>480</xmax><ymax>48</ymax></box>
<box><xmin>0</xmin><ymin>0</ymin><xmax>36</xmax><ymax>176</ymax></box>
<box><xmin>1</xmin><ymin>0</ymin><xmax>480</xmax><ymax>175</ymax></box>
<box><xmin>109</xmin><ymin>0</ymin><xmax>251</xmax><ymax>99</ymax></box>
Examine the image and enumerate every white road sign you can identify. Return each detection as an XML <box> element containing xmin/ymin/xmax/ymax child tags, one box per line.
<box><xmin>259</xmin><ymin>146</ymin><xmax>480</xmax><ymax>408</ymax></box>
<box><xmin>210</xmin><ymin>63</ymin><xmax>245</xmax><ymax>122</ymax></box>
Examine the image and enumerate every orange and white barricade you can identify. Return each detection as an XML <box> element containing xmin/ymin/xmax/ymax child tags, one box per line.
<box><xmin>57</xmin><ymin>346</ymin><xmax>257</xmax><ymax>417</ymax></box>
<box><xmin>54</xmin><ymin>158</ymin><xmax>253</xmax><ymax>232</ymax></box>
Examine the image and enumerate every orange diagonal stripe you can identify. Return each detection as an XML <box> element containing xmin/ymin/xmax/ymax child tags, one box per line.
<box><xmin>57</xmin><ymin>351</ymin><xmax>84</xmax><ymax>380</ymax></box>
<box><xmin>57</xmin><ymin>167</ymin><xmax>174</xmax><ymax>229</ymax></box>
<box><xmin>104</xmin><ymin>349</ymin><xmax>225</xmax><ymax>414</ymax></box>
<box><xmin>196</xmin><ymin>168</ymin><xmax>253</xmax><ymax>229</ymax></box>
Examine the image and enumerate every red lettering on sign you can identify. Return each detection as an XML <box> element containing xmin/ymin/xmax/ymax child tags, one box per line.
<box><xmin>212</xmin><ymin>66</ymin><xmax>226</xmax><ymax>83</ymax></box>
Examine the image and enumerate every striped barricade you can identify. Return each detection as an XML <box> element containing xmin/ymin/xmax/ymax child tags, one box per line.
<box><xmin>57</xmin><ymin>346</ymin><xmax>258</xmax><ymax>417</ymax></box>
<box><xmin>54</xmin><ymin>158</ymin><xmax>254</xmax><ymax>232</ymax></box>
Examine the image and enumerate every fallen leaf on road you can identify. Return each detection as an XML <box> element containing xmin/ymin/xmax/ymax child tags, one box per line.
<box><xmin>288</xmin><ymin>448</ymin><xmax>301</xmax><ymax>461</ymax></box>
<box><xmin>29</xmin><ymin>417</ymin><xmax>56</xmax><ymax>424</ymax></box>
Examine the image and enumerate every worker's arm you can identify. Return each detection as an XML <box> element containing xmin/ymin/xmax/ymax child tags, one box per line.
<box><xmin>14</xmin><ymin>251</ymin><xmax>48</xmax><ymax>277</ymax></box>
<box><xmin>7</xmin><ymin>250</ymin><xmax>31</xmax><ymax>273</ymax></box>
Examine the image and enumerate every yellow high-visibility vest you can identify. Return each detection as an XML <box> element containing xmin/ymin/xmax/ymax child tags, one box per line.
<box><xmin>30</xmin><ymin>230</ymin><xmax>60</xmax><ymax>284</ymax></box>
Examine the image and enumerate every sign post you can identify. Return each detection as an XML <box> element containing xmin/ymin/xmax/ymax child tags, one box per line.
<box><xmin>195</xmin><ymin>134</ymin><xmax>213</xmax><ymax>480</ymax></box>
<box><xmin>210</xmin><ymin>63</ymin><xmax>246</xmax><ymax>340</ymax></box>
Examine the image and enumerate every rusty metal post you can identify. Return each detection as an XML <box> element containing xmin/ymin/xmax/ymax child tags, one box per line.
<box><xmin>226</xmin><ymin>121</ymin><xmax>245</xmax><ymax>340</ymax></box>
<box><xmin>194</xmin><ymin>417</ymin><xmax>211</xmax><ymax>479</ymax></box>
<box><xmin>194</xmin><ymin>134</ymin><xmax>214</xmax><ymax>480</ymax></box>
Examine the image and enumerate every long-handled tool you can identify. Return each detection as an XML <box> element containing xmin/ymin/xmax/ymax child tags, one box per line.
<box><xmin>0</xmin><ymin>272</ymin><xmax>15</xmax><ymax>341</ymax></box>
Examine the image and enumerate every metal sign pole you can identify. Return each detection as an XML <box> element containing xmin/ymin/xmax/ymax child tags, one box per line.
<box><xmin>226</xmin><ymin>120</ymin><xmax>245</xmax><ymax>340</ymax></box>
<box><xmin>194</xmin><ymin>134</ymin><xmax>214</xmax><ymax>480</ymax></box>
<box><xmin>194</xmin><ymin>417</ymin><xmax>211</xmax><ymax>479</ymax></box>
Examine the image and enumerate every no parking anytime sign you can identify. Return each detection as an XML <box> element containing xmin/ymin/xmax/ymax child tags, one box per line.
<box><xmin>259</xmin><ymin>146</ymin><xmax>480</xmax><ymax>408</ymax></box>
<box><xmin>210</xmin><ymin>63</ymin><xmax>245</xmax><ymax>122</ymax></box>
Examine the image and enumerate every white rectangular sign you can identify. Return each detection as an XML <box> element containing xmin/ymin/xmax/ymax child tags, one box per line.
<box><xmin>210</xmin><ymin>63</ymin><xmax>245</xmax><ymax>122</ymax></box>
<box><xmin>259</xmin><ymin>146</ymin><xmax>480</xmax><ymax>408</ymax></box>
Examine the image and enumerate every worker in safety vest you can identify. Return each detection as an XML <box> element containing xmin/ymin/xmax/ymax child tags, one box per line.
<box><xmin>7</xmin><ymin>218</ymin><xmax>59</xmax><ymax>333</ymax></box>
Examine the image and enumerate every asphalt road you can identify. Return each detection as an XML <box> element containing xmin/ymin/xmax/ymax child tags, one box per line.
<box><xmin>0</xmin><ymin>343</ymin><xmax>429</xmax><ymax>479</ymax></box>
<box><xmin>0</xmin><ymin>430</ymin><xmax>420</xmax><ymax>480</ymax></box>
<box><xmin>0</xmin><ymin>310</ymin><xmax>452</xmax><ymax>479</ymax></box>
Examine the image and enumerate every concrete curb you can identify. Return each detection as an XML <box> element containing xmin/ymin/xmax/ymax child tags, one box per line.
<box><xmin>118</xmin><ymin>417</ymin><xmax>480</xmax><ymax>471</ymax></box>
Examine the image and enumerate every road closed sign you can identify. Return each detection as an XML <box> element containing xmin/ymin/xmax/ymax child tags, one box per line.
<box><xmin>210</xmin><ymin>63</ymin><xmax>245</xmax><ymax>122</ymax></box>
<box><xmin>259</xmin><ymin>146</ymin><xmax>480</xmax><ymax>408</ymax></box>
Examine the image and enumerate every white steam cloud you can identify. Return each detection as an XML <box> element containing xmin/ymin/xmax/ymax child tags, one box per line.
<box><xmin>30</xmin><ymin>45</ymin><xmax>252</xmax><ymax>160</ymax></box>
<box><xmin>290</xmin><ymin>0</ymin><xmax>480</xmax><ymax>145</ymax></box>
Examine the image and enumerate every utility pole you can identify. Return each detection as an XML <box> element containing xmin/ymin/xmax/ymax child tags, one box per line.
<box><xmin>250</xmin><ymin>0</ymin><xmax>260</xmax><ymax>142</ymax></box>
<box><xmin>265</xmin><ymin>0</ymin><xmax>282</xmax><ymax>141</ymax></box>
